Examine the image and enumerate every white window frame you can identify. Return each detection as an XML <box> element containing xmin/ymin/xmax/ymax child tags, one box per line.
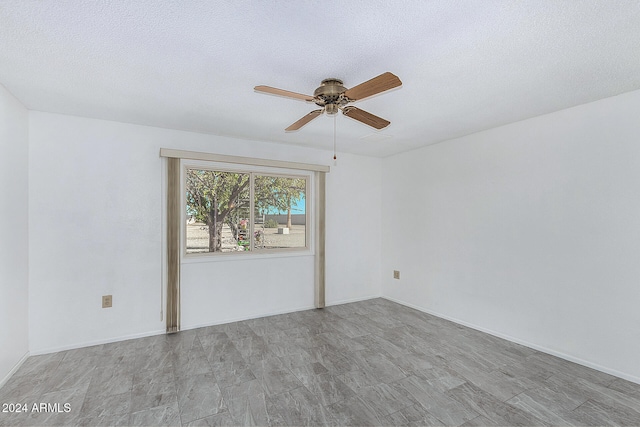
<box><xmin>181</xmin><ymin>159</ymin><xmax>314</xmax><ymax>262</ymax></box>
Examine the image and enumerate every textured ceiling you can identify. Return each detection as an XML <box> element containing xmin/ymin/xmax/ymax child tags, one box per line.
<box><xmin>1</xmin><ymin>1</ymin><xmax>640</xmax><ymax>157</ymax></box>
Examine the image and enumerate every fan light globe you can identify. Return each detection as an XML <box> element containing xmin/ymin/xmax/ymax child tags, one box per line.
<box><xmin>325</xmin><ymin>104</ymin><xmax>339</xmax><ymax>115</ymax></box>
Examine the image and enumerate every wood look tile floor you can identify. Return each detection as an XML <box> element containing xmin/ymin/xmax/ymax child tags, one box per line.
<box><xmin>1</xmin><ymin>298</ymin><xmax>640</xmax><ymax>426</ymax></box>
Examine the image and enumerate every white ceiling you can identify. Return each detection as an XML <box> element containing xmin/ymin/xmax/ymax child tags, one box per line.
<box><xmin>2</xmin><ymin>1</ymin><xmax>640</xmax><ymax>157</ymax></box>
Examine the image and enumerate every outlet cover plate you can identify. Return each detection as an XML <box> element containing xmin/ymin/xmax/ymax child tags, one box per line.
<box><xmin>102</xmin><ymin>295</ymin><xmax>112</xmax><ymax>308</ymax></box>
<box><xmin>393</xmin><ymin>270</ymin><xmax>400</xmax><ymax>279</ymax></box>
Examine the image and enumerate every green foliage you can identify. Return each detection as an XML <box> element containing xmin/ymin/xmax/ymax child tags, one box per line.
<box><xmin>186</xmin><ymin>169</ymin><xmax>250</xmax><ymax>225</ymax></box>
<box><xmin>255</xmin><ymin>176</ymin><xmax>306</xmax><ymax>214</ymax></box>
<box><xmin>264</xmin><ymin>218</ymin><xmax>279</xmax><ymax>228</ymax></box>
<box><xmin>187</xmin><ymin>172</ymin><xmax>306</xmax><ymax>222</ymax></box>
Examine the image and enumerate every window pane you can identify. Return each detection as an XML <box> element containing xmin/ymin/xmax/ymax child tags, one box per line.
<box><xmin>186</xmin><ymin>169</ymin><xmax>250</xmax><ymax>253</ymax></box>
<box><xmin>254</xmin><ymin>175</ymin><xmax>306</xmax><ymax>250</ymax></box>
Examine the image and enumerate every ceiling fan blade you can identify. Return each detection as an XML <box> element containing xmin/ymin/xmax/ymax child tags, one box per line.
<box><xmin>343</xmin><ymin>72</ymin><xmax>402</xmax><ymax>101</ymax></box>
<box><xmin>285</xmin><ymin>109</ymin><xmax>323</xmax><ymax>131</ymax></box>
<box><xmin>254</xmin><ymin>85</ymin><xmax>314</xmax><ymax>102</ymax></box>
<box><xmin>342</xmin><ymin>106</ymin><xmax>390</xmax><ymax>129</ymax></box>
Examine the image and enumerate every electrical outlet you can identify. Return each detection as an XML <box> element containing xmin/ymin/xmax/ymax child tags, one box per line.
<box><xmin>393</xmin><ymin>270</ymin><xmax>400</xmax><ymax>280</ymax></box>
<box><xmin>102</xmin><ymin>295</ymin><xmax>112</xmax><ymax>308</ymax></box>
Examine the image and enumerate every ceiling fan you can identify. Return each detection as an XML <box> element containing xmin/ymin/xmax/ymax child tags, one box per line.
<box><xmin>254</xmin><ymin>72</ymin><xmax>402</xmax><ymax>131</ymax></box>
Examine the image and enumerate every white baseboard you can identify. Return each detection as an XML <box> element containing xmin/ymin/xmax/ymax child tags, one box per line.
<box><xmin>181</xmin><ymin>304</ymin><xmax>317</xmax><ymax>331</ymax></box>
<box><xmin>0</xmin><ymin>351</ymin><xmax>30</xmax><ymax>389</ymax></box>
<box><xmin>326</xmin><ymin>294</ymin><xmax>382</xmax><ymax>307</ymax></box>
<box><xmin>383</xmin><ymin>296</ymin><xmax>640</xmax><ymax>386</ymax></box>
<box><xmin>29</xmin><ymin>329</ymin><xmax>165</xmax><ymax>356</ymax></box>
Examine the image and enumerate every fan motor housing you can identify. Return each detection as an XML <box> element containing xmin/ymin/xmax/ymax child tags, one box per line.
<box><xmin>314</xmin><ymin>79</ymin><xmax>347</xmax><ymax>111</ymax></box>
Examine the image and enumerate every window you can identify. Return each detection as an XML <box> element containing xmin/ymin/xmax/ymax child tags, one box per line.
<box><xmin>185</xmin><ymin>166</ymin><xmax>308</xmax><ymax>255</ymax></box>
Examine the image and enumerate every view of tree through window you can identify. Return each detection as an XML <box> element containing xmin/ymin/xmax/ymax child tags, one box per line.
<box><xmin>186</xmin><ymin>168</ymin><xmax>306</xmax><ymax>254</ymax></box>
<box><xmin>255</xmin><ymin>175</ymin><xmax>306</xmax><ymax>250</ymax></box>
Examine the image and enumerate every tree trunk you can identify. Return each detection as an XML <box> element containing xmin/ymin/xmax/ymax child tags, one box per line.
<box><xmin>208</xmin><ymin>220</ymin><xmax>224</xmax><ymax>252</ymax></box>
<box><xmin>208</xmin><ymin>208</ymin><xmax>224</xmax><ymax>252</ymax></box>
<box><xmin>287</xmin><ymin>206</ymin><xmax>292</xmax><ymax>229</ymax></box>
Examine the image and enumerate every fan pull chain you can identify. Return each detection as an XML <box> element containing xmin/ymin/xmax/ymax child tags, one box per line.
<box><xmin>333</xmin><ymin>114</ymin><xmax>337</xmax><ymax>165</ymax></box>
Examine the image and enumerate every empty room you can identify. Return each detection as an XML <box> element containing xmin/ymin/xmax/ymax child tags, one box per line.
<box><xmin>1</xmin><ymin>1</ymin><xmax>640</xmax><ymax>426</ymax></box>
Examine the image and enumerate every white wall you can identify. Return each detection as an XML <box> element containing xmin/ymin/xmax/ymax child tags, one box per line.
<box><xmin>326</xmin><ymin>154</ymin><xmax>382</xmax><ymax>304</ymax></box>
<box><xmin>28</xmin><ymin>112</ymin><xmax>381</xmax><ymax>353</ymax></box>
<box><xmin>382</xmin><ymin>89</ymin><xmax>640</xmax><ymax>383</ymax></box>
<box><xmin>0</xmin><ymin>85</ymin><xmax>29</xmax><ymax>385</ymax></box>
